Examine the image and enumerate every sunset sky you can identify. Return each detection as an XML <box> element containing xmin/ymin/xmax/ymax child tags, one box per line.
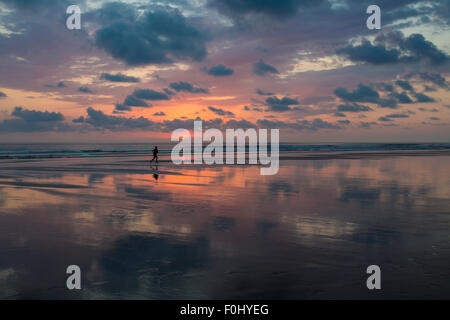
<box><xmin>0</xmin><ymin>0</ymin><xmax>449</xmax><ymax>142</ymax></box>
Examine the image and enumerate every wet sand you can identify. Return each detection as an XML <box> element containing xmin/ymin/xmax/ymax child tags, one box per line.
<box><xmin>0</xmin><ymin>152</ymin><xmax>450</xmax><ymax>299</ymax></box>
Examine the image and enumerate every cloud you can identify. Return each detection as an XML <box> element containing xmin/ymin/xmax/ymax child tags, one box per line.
<box><xmin>72</xmin><ymin>116</ymin><xmax>85</xmax><ymax>123</ymax></box>
<box><xmin>114</xmin><ymin>104</ymin><xmax>132</xmax><ymax>112</ymax></box>
<box><xmin>123</xmin><ymin>95</ymin><xmax>149</xmax><ymax>107</ymax></box>
<box><xmin>391</xmin><ymin>91</ymin><xmax>413</xmax><ymax>104</ymax></box>
<box><xmin>78</xmin><ymin>86</ymin><xmax>92</xmax><ymax>93</ymax></box>
<box><xmin>378</xmin><ymin>117</ymin><xmax>393</xmax><ymax>122</ymax></box>
<box><xmin>334</xmin><ymin>83</ymin><xmax>397</xmax><ymax>108</ymax></box>
<box><xmin>224</xmin><ymin>119</ymin><xmax>255</xmax><ymax>129</ymax></box>
<box><xmin>160</xmin><ymin>117</ymin><xmax>223</xmax><ymax>132</ymax></box>
<box><xmin>265</xmin><ymin>96</ymin><xmax>299</xmax><ymax>112</ymax></box>
<box><xmin>337</xmin><ymin>103</ymin><xmax>372</xmax><ymax>112</ymax></box>
<box><xmin>209</xmin><ymin>0</ymin><xmax>325</xmax><ymax>19</ymax></box>
<box><xmin>83</xmin><ymin>107</ymin><xmax>155</xmax><ymax>131</ymax></box>
<box><xmin>429</xmin><ymin>117</ymin><xmax>440</xmax><ymax>121</ymax></box>
<box><xmin>153</xmin><ymin>112</ymin><xmax>165</xmax><ymax>116</ymax></box>
<box><xmin>0</xmin><ymin>0</ymin><xmax>76</xmax><ymax>12</ymax></box>
<box><xmin>359</xmin><ymin>121</ymin><xmax>378</xmax><ymax>129</ymax></box>
<box><xmin>208</xmin><ymin>106</ymin><xmax>235</xmax><ymax>117</ymax></box>
<box><xmin>133</xmin><ymin>89</ymin><xmax>171</xmax><ymax>101</ymax></box>
<box><xmin>338</xmin><ymin>120</ymin><xmax>351</xmax><ymax>125</ymax></box>
<box><xmin>45</xmin><ymin>81</ymin><xmax>66</xmax><ymax>89</ymax></box>
<box><xmin>257</xmin><ymin>118</ymin><xmax>340</xmax><ymax>131</ymax></box>
<box><xmin>256</xmin><ymin>89</ymin><xmax>274</xmax><ymax>96</ymax></box>
<box><xmin>163</xmin><ymin>88</ymin><xmax>175</xmax><ymax>96</ymax></box>
<box><xmin>11</xmin><ymin>106</ymin><xmax>64</xmax><ymax>122</ymax></box>
<box><xmin>386</xmin><ymin>113</ymin><xmax>409</xmax><ymax>118</ymax></box>
<box><xmin>94</xmin><ymin>6</ymin><xmax>208</xmax><ymax>66</ymax></box>
<box><xmin>0</xmin><ymin>107</ymin><xmax>70</xmax><ymax>132</ymax></box>
<box><xmin>414</xmin><ymin>92</ymin><xmax>436</xmax><ymax>103</ymax></box>
<box><xmin>337</xmin><ymin>31</ymin><xmax>448</xmax><ymax>65</ymax></box>
<box><xmin>253</xmin><ymin>59</ymin><xmax>279</xmax><ymax>76</ymax></box>
<box><xmin>418</xmin><ymin>107</ymin><xmax>438</xmax><ymax>112</ymax></box>
<box><xmin>169</xmin><ymin>81</ymin><xmax>209</xmax><ymax>94</ymax></box>
<box><xmin>337</xmin><ymin>40</ymin><xmax>401</xmax><ymax>65</ymax></box>
<box><xmin>395</xmin><ymin>80</ymin><xmax>413</xmax><ymax>91</ymax></box>
<box><xmin>100</xmin><ymin>73</ymin><xmax>140</xmax><ymax>83</ymax></box>
<box><xmin>407</xmin><ymin>72</ymin><xmax>449</xmax><ymax>89</ymax></box>
<box><xmin>206</xmin><ymin>64</ymin><xmax>234</xmax><ymax>76</ymax></box>
<box><xmin>378</xmin><ymin>83</ymin><xmax>395</xmax><ymax>92</ymax></box>
<box><xmin>0</xmin><ymin>91</ymin><xmax>6</xmax><ymax>98</ymax></box>
<box><xmin>334</xmin><ymin>83</ymin><xmax>379</xmax><ymax>102</ymax></box>
<box><xmin>333</xmin><ymin>112</ymin><xmax>346</xmax><ymax>117</ymax></box>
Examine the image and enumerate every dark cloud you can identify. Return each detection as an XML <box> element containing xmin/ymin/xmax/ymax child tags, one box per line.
<box><xmin>206</xmin><ymin>64</ymin><xmax>234</xmax><ymax>76</ymax></box>
<box><xmin>0</xmin><ymin>91</ymin><xmax>6</xmax><ymax>98</ymax></box>
<box><xmin>100</xmin><ymin>73</ymin><xmax>140</xmax><ymax>83</ymax></box>
<box><xmin>395</xmin><ymin>80</ymin><xmax>413</xmax><ymax>91</ymax></box>
<box><xmin>208</xmin><ymin>106</ymin><xmax>235</xmax><ymax>117</ymax></box>
<box><xmin>169</xmin><ymin>81</ymin><xmax>209</xmax><ymax>94</ymax></box>
<box><xmin>256</xmin><ymin>89</ymin><xmax>274</xmax><ymax>96</ymax></box>
<box><xmin>133</xmin><ymin>89</ymin><xmax>171</xmax><ymax>101</ymax></box>
<box><xmin>72</xmin><ymin>116</ymin><xmax>85</xmax><ymax>123</ymax></box>
<box><xmin>95</xmin><ymin>6</ymin><xmax>208</xmax><ymax>66</ymax></box>
<box><xmin>401</xmin><ymin>33</ymin><xmax>448</xmax><ymax>65</ymax></box>
<box><xmin>377</xmin><ymin>83</ymin><xmax>395</xmax><ymax>92</ymax></box>
<box><xmin>265</xmin><ymin>96</ymin><xmax>298</xmax><ymax>112</ymax></box>
<box><xmin>334</xmin><ymin>83</ymin><xmax>397</xmax><ymax>108</ymax></box>
<box><xmin>414</xmin><ymin>92</ymin><xmax>436</xmax><ymax>103</ymax></box>
<box><xmin>0</xmin><ymin>0</ymin><xmax>78</xmax><ymax>13</ymax></box>
<box><xmin>386</xmin><ymin>113</ymin><xmax>409</xmax><ymax>118</ymax></box>
<box><xmin>209</xmin><ymin>0</ymin><xmax>325</xmax><ymax>19</ymax></box>
<box><xmin>359</xmin><ymin>121</ymin><xmax>378</xmax><ymax>129</ymax></box>
<box><xmin>338</xmin><ymin>120</ymin><xmax>351</xmax><ymax>125</ymax></box>
<box><xmin>337</xmin><ymin>40</ymin><xmax>401</xmax><ymax>65</ymax></box>
<box><xmin>153</xmin><ymin>112</ymin><xmax>165</xmax><ymax>116</ymax></box>
<box><xmin>418</xmin><ymin>107</ymin><xmax>433</xmax><ymax>112</ymax></box>
<box><xmin>407</xmin><ymin>72</ymin><xmax>449</xmax><ymax>89</ymax></box>
<box><xmin>160</xmin><ymin>117</ymin><xmax>223</xmax><ymax>132</ymax></box>
<box><xmin>114</xmin><ymin>104</ymin><xmax>132</xmax><ymax>112</ymax></box>
<box><xmin>334</xmin><ymin>83</ymin><xmax>379</xmax><ymax>102</ymax></box>
<box><xmin>333</xmin><ymin>112</ymin><xmax>347</xmax><ymax>117</ymax></box>
<box><xmin>78</xmin><ymin>86</ymin><xmax>92</xmax><ymax>93</ymax></box>
<box><xmin>337</xmin><ymin>31</ymin><xmax>448</xmax><ymax>65</ymax></box>
<box><xmin>253</xmin><ymin>59</ymin><xmax>279</xmax><ymax>76</ymax></box>
<box><xmin>391</xmin><ymin>91</ymin><xmax>413</xmax><ymax>104</ymax></box>
<box><xmin>83</xmin><ymin>107</ymin><xmax>155</xmax><ymax>131</ymax></box>
<box><xmin>45</xmin><ymin>81</ymin><xmax>66</xmax><ymax>89</ymax></box>
<box><xmin>123</xmin><ymin>95</ymin><xmax>149</xmax><ymax>107</ymax></box>
<box><xmin>257</xmin><ymin>118</ymin><xmax>340</xmax><ymax>131</ymax></box>
<box><xmin>378</xmin><ymin>116</ymin><xmax>393</xmax><ymax>122</ymax></box>
<box><xmin>224</xmin><ymin>119</ymin><xmax>256</xmax><ymax>129</ymax></box>
<box><xmin>0</xmin><ymin>107</ymin><xmax>70</xmax><ymax>133</ymax></box>
<box><xmin>11</xmin><ymin>106</ymin><xmax>64</xmax><ymax>122</ymax></box>
<box><xmin>337</xmin><ymin>103</ymin><xmax>372</xmax><ymax>113</ymax></box>
<box><xmin>163</xmin><ymin>88</ymin><xmax>175</xmax><ymax>96</ymax></box>
<box><xmin>429</xmin><ymin>117</ymin><xmax>440</xmax><ymax>121</ymax></box>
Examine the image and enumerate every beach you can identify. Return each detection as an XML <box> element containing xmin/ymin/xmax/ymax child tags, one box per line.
<box><xmin>1</xmin><ymin>144</ymin><xmax>450</xmax><ymax>299</ymax></box>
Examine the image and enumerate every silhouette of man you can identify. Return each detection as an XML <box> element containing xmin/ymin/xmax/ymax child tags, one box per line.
<box><xmin>150</xmin><ymin>146</ymin><xmax>159</xmax><ymax>164</ymax></box>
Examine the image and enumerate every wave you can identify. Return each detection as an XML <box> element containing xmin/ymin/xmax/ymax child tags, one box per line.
<box><xmin>0</xmin><ymin>143</ymin><xmax>449</xmax><ymax>160</ymax></box>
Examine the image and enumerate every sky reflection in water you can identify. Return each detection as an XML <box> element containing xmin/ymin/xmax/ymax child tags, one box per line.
<box><xmin>0</xmin><ymin>155</ymin><xmax>449</xmax><ymax>299</ymax></box>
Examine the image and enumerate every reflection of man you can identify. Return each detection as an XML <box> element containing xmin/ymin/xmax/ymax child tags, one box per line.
<box><xmin>151</xmin><ymin>146</ymin><xmax>159</xmax><ymax>164</ymax></box>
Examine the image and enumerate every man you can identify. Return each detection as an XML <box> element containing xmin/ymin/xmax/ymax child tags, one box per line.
<box><xmin>150</xmin><ymin>146</ymin><xmax>159</xmax><ymax>164</ymax></box>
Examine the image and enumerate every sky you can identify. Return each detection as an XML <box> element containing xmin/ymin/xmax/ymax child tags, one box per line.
<box><xmin>0</xmin><ymin>0</ymin><xmax>449</xmax><ymax>143</ymax></box>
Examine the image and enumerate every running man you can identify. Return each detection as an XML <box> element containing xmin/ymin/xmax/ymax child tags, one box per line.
<box><xmin>150</xmin><ymin>146</ymin><xmax>159</xmax><ymax>164</ymax></box>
